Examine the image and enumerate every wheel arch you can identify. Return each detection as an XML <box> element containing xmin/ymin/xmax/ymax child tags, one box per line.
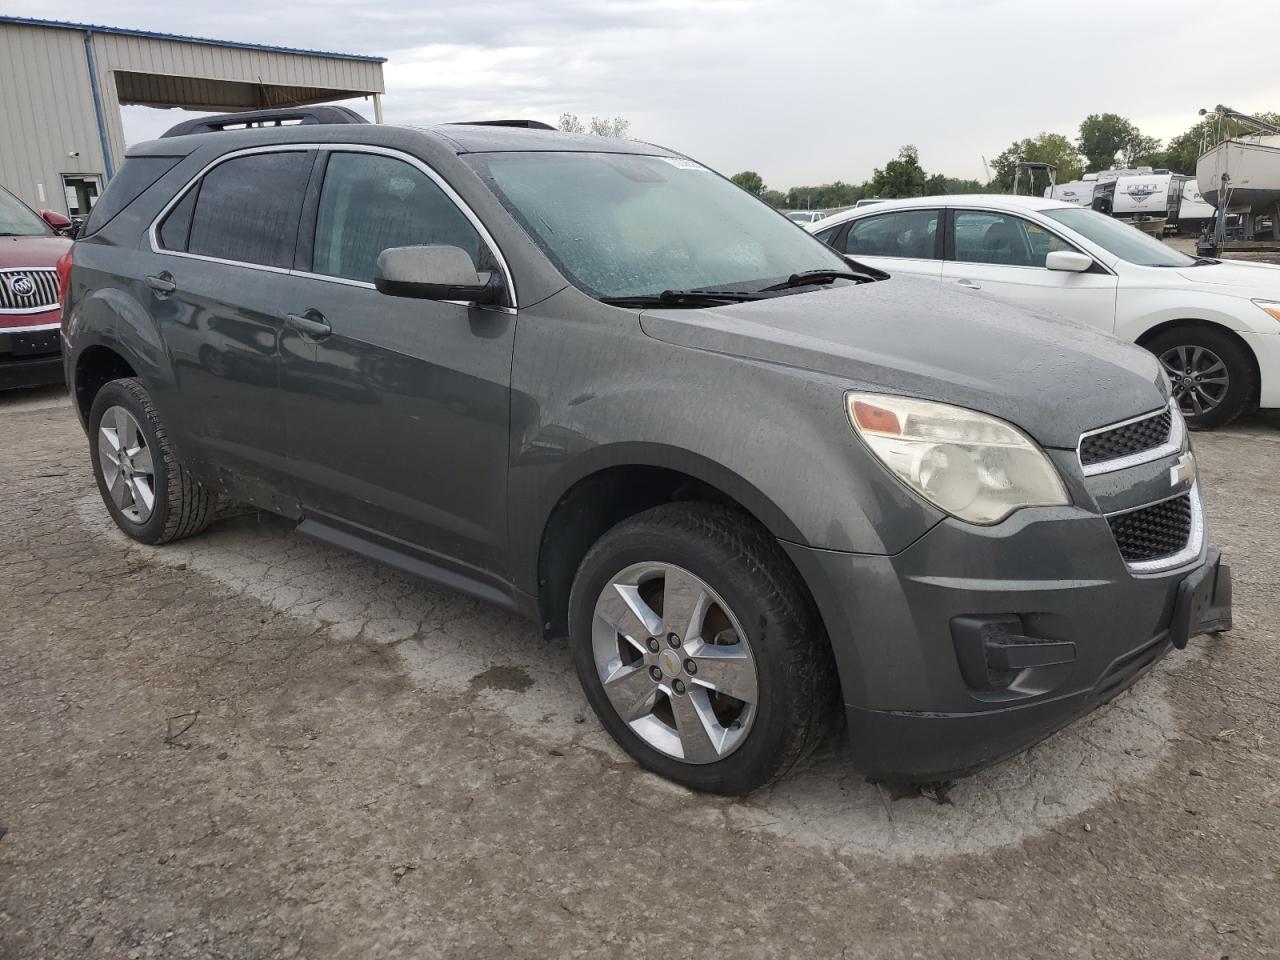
<box><xmin>530</xmin><ymin>444</ymin><xmax>809</xmax><ymax>642</ymax></box>
<box><xmin>73</xmin><ymin>343</ymin><xmax>139</xmax><ymax>426</ymax></box>
<box><xmin>1136</xmin><ymin>318</ymin><xmax>1261</xmax><ymax>403</ymax></box>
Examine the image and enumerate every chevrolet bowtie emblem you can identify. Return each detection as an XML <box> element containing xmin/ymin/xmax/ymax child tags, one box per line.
<box><xmin>1170</xmin><ymin>451</ymin><xmax>1196</xmax><ymax>489</ymax></box>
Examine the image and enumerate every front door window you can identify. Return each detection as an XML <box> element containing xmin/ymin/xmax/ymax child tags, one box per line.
<box><xmin>953</xmin><ymin>211</ymin><xmax>1076</xmax><ymax>268</ymax></box>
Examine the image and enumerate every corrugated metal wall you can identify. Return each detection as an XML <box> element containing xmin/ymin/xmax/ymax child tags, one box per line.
<box><xmin>0</xmin><ymin>21</ymin><xmax>384</xmax><ymax>213</ymax></box>
<box><xmin>0</xmin><ymin>23</ymin><xmax>109</xmax><ymax>214</ymax></box>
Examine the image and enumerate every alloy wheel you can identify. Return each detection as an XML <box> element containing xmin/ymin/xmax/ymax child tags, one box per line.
<box><xmin>1158</xmin><ymin>344</ymin><xmax>1229</xmax><ymax>417</ymax></box>
<box><xmin>97</xmin><ymin>405</ymin><xmax>157</xmax><ymax>524</ymax></box>
<box><xmin>591</xmin><ymin>562</ymin><xmax>758</xmax><ymax>763</ymax></box>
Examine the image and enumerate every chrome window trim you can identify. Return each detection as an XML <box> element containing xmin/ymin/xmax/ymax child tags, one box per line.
<box><xmin>147</xmin><ymin>142</ymin><xmax>519</xmax><ymax>310</ymax></box>
<box><xmin>1105</xmin><ymin>481</ymin><xmax>1204</xmax><ymax>574</ymax></box>
<box><xmin>1077</xmin><ymin>398</ymin><xmax>1184</xmax><ymax>477</ymax></box>
<box><xmin>0</xmin><ymin>320</ymin><xmax>61</xmax><ymax>333</ymax></box>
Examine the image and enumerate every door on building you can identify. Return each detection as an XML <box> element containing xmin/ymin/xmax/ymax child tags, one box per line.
<box><xmin>60</xmin><ymin>174</ymin><xmax>103</xmax><ymax>218</ymax></box>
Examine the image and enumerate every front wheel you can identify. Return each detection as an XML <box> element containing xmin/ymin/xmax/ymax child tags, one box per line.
<box><xmin>1145</xmin><ymin>326</ymin><xmax>1254</xmax><ymax>429</ymax></box>
<box><xmin>568</xmin><ymin>503</ymin><xmax>836</xmax><ymax>795</ymax></box>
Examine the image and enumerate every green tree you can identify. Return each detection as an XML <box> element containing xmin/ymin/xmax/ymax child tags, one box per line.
<box><xmin>868</xmin><ymin>145</ymin><xmax>928</xmax><ymax>198</ymax></box>
<box><xmin>589</xmin><ymin>116</ymin><xmax>631</xmax><ymax>138</ymax></box>
<box><xmin>1078</xmin><ymin>113</ymin><xmax>1138</xmax><ymax>171</ymax></box>
<box><xmin>1125</xmin><ymin>133</ymin><xmax>1164</xmax><ymax>168</ymax></box>
<box><xmin>786</xmin><ymin>180</ymin><xmax>865</xmax><ymax>209</ymax></box>
<box><xmin>558</xmin><ymin>113</ymin><xmax>631</xmax><ymax>137</ymax></box>
<box><xmin>990</xmin><ymin>133</ymin><xmax>1083</xmax><ymax>192</ymax></box>
<box><xmin>760</xmin><ymin>188</ymin><xmax>788</xmax><ymax>207</ymax></box>
<box><xmin>730</xmin><ymin>170</ymin><xmax>765</xmax><ymax>194</ymax></box>
<box><xmin>1077</xmin><ymin>113</ymin><xmax>1165</xmax><ymax>172</ymax></box>
<box><xmin>924</xmin><ymin>174</ymin><xmax>986</xmax><ymax>196</ymax></box>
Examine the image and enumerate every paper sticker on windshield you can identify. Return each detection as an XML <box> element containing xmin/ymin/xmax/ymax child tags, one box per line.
<box><xmin>656</xmin><ymin>157</ymin><xmax>709</xmax><ymax>171</ymax></box>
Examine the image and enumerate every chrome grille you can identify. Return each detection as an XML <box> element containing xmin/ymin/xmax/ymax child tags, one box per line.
<box><xmin>0</xmin><ymin>268</ymin><xmax>60</xmax><ymax>313</ymax></box>
<box><xmin>1081</xmin><ymin>409</ymin><xmax>1172</xmax><ymax>465</ymax></box>
<box><xmin>1078</xmin><ymin>400</ymin><xmax>1181</xmax><ymax>475</ymax></box>
<box><xmin>1108</xmin><ymin>493</ymin><xmax>1193</xmax><ymax>563</ymax></box>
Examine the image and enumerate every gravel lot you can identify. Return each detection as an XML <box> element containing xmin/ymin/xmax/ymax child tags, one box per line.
<box><xmin>2</xmin><ymin>384</ymin><xmax>1278</xmax><ymax>959</ymax></box>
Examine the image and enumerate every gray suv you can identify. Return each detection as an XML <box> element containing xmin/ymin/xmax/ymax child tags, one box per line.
<box><xmin>62</xmin><ymin>119</ymin><xmax>1232</xmax><ymax>794</ymax></box>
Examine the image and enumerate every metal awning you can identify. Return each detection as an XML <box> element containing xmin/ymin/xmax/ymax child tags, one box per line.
<box><xmin>113</xmin><ymin>70</ymin><xmax>372</xmax><ymax>113</ymax></box>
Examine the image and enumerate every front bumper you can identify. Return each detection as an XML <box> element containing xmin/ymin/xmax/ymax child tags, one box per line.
<box><xmin>784</xmin><ymin>503</ymin><xmax>1231</xmax><ymax>782</ymax></box>
<box><xmin>0</xmin><ymin>319</ymin><xmax>63</xmax><ymax>390</ymax></box>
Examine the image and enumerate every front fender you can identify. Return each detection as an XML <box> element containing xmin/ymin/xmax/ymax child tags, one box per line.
<box><xmin>1118</xmin><ymin>287</ymin><xmax>1274</xmax><ymax>341</ymax></box>
<box><xmin>507</xmin><ymin>290</ymin><xmax>944</xmax><ymax>594</ymax></box>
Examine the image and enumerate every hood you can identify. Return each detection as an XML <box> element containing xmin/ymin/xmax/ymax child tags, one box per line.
<box><xmin>639</xmin><ymin>276</ymin><xmax>1165</xmax><ymax>450</ymax></box>
<box><xmin>1175</xmin><ymin>258</ymin><xmax>1280</xmax><ymax>294</ymax></box>
<box><xmin>0</xmin><ymin>234</ymin><xmax>72</xmax><ymax>269</ymax></box>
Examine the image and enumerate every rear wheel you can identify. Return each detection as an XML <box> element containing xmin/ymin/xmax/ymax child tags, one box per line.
<box><xmin>568</xmin><ymin>503</ymin><xmax>836</xmax><ymax>795</ymax></box>
<box><xmin>1145</xmin><ymin>326</ymin><xmax>1254</xmax><ymax>429</ymax></box>
<box><xmin>88</xmin><ymin>377</ymin><xmax>214</xmax><ymax>544</ymax></box>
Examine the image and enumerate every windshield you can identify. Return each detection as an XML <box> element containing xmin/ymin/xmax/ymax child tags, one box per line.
<box><xmin>1043</xmin><ymin>207</ymin><xmax>1195</xmax><ymax>267</ymax></box>
<box><xmin>0</xmin><ymin>187</ymin><xmax>51</xmax><ymax>237</ymax></box>
<box><xmin>466</xmin><ymin>152</ymin><xmax>851</xmax><ymax>298</ymax></box>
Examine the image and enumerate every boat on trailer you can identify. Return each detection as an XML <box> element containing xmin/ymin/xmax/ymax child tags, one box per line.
<box><xmin>1196</xmin><ymin>104</ymin><xmax>1280</xmax><ymax>241</ymax></box>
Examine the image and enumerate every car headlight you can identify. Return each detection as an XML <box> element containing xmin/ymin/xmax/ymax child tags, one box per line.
<box><xmin>846</xmin><ymin>392</ymin><xmax>1070</xmax><ymax>525</ymax></box>
<box><xmin>1253</xmin><ymin>299</ymin><xmax>1280</xmax><ymax>323</ymax></box>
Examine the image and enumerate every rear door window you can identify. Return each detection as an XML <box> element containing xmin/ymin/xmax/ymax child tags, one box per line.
<box><xmin>311</xmin><ymin>152</ymin><xmax>484</xmax><ymax>284</ymax></box>
<box><xmin>844</xmin><ymin>209</ymin><xmax>939</xmax><ymax>259</ymax></box>
<box><xmin>174</xmin><ymin>151</ymin><xmax>312</xmax><ymax>268</ymax></box>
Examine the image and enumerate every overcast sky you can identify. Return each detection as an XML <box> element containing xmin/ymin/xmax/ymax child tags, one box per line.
<box><xmin>22</xmin><ymin>0</ymin><xmax>1280</xmax><ymax>187</ymax></box>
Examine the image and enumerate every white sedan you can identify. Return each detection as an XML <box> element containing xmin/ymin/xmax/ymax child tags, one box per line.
<box><xmin>809</xmin><ymin>195</ymin><xmax>1280</xmax><ymax>428</ymax></box>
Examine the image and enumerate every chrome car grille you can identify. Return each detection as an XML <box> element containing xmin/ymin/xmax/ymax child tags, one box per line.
<box><xmin>1077</xmin><ymin>400</ymin><xmax>1182</xmax><ymax>475</ymax></box>
<box><xmin>1105</xmin><ymin>485</ymin><xmax>1203</xmax><ymax>572</ymax></box>
<box><xmin>0</xmin><ymin>268</ymin><xmax>60</xmax><ymax>314</ymax></box>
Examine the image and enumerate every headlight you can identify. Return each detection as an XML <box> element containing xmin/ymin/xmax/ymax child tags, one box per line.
<box><xmin>846</xmin><ymin>392</ymin><xmax>1070</xmax><ymax>525</ymax></box>
<box><xmin>1253</xmin><ymin>299</ymin><xmax>1280</xmax><ymax>323</ymax></box>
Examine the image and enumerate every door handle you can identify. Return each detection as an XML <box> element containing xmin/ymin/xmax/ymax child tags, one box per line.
<box><xmin>955</xmin><ymin>279</ymin><xmax>981</xmax><ymax>290</ymax></box>
<box><xmin>145</xmin><ymin>272</ymin><xmax>176</xmax><ymax>296</ymax></box>
<box><xmin>285</xmin><ymin>311</ymin><xmax>332</xmax><ymax>339</ymax></box>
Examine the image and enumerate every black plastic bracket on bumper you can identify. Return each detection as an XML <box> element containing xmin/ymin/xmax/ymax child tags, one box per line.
<box><xmin>1170</xmin><ymin>549</ymin><xmax>1231</xmax><ymax>649</ymax></box>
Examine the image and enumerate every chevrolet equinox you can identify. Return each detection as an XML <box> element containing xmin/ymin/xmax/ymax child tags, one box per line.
<box><xmin>61</xmin><ymin>118</ymin><xmax>1232</xmax><ymax>794</ymax></box>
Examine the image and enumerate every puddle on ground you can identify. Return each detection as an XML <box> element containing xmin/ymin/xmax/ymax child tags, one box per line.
<box><xmin>79</xmin><ymin>498</ymin><xmax>1200</xmax><ymax>860</ymax></box>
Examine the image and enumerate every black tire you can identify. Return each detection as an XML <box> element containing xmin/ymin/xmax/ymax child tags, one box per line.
<box><xmin>1144</xmin><ymin>326</ymin><xmax>1255</xmax><ymax>430</ymax></box>
<box><xmin>88</xmin><ymin>377</ymin><xmax>214</xmax><ymax>544</ymax></box>
<box><xmin>568</xmin><ymin>503</ymin><xmax>837</xmax><ymax>795</ymax></box>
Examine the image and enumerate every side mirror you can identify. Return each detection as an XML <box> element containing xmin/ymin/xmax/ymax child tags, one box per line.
<box><xmin>374</xmin><ymin>245</ymin><xmax>500</xmax><ymax>304</ymax></box>
<box><xmin>1045</xmin><ymin>250</ymin><xmax>1093</xmax><ymax>273</ymax></box>
<box><xmin>40</xmin><ymin>209</ymin><xmax>73</xmax><ymax>232</ymax></box>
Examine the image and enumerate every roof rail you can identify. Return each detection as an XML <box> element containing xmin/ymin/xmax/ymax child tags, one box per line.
<box><xmin>448</xmin><ymin>120</ymin><xmax>557</xmax><ymax>130</ymax></box>
<box><xmin>160</xmin><ymin>105</ymin><xmax>369</xmax><ymax>139</ymax></box>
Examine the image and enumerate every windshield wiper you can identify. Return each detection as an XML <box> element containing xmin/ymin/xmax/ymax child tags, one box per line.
<box><xmin>759</xmin><ymin>269</ymin><xmax>866</xmax><ymax>292</ymax></box>
<box><xmin>600</xmin><ymin>289</ymin><xmax>764</xmax><ymax>308</ymax></box>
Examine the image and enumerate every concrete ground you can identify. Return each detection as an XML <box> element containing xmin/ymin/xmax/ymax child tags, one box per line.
<box><xmin>2</xmin><ymin>384</ymin><xmax>1278</xmax><ymax>960</ymax></box>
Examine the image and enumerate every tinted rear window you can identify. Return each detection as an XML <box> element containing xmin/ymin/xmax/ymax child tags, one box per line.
<box><xmin>184</xmin><ymin>151</ymin><xmax>311</xmax><ymax>268</ymax></box>
<box><xmin>81</xmin><ymin>155</ymin><xmax>183</xmax><ymax>237</ymax></box>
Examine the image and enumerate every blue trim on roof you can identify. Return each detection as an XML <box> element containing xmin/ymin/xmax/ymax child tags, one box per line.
<box><xmin>0</xmin><ymin>15</ymin><xmax>387</xmax><ymax>63</ymax></box>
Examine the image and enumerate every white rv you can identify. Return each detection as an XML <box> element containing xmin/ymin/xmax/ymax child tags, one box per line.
<box><xmin>1046</xmin><ymin>174</ymin><xmax>1117</xmax><ymax>213</ymax></box>
<box><xmin>1111</xmin><ymin>173</ymin><xmax>1185</xmax><ymax>222</ymax></box>
<box><xmin>1176</xmin><ymin>179</ymin><xmax>1216</xmax><ymax>235</ymax></box>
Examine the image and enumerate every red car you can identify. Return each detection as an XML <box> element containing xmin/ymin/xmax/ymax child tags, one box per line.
<box><xmin>1</xmin><ymin>183</ymin><xmax>73</xmax><ymax>390</ymax></box>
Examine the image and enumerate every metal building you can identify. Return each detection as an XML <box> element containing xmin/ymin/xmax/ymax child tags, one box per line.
<box><xmin>0</xmin><ymin>15</ymin><xmax>385</xmax><ymax>216</ymax></box>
